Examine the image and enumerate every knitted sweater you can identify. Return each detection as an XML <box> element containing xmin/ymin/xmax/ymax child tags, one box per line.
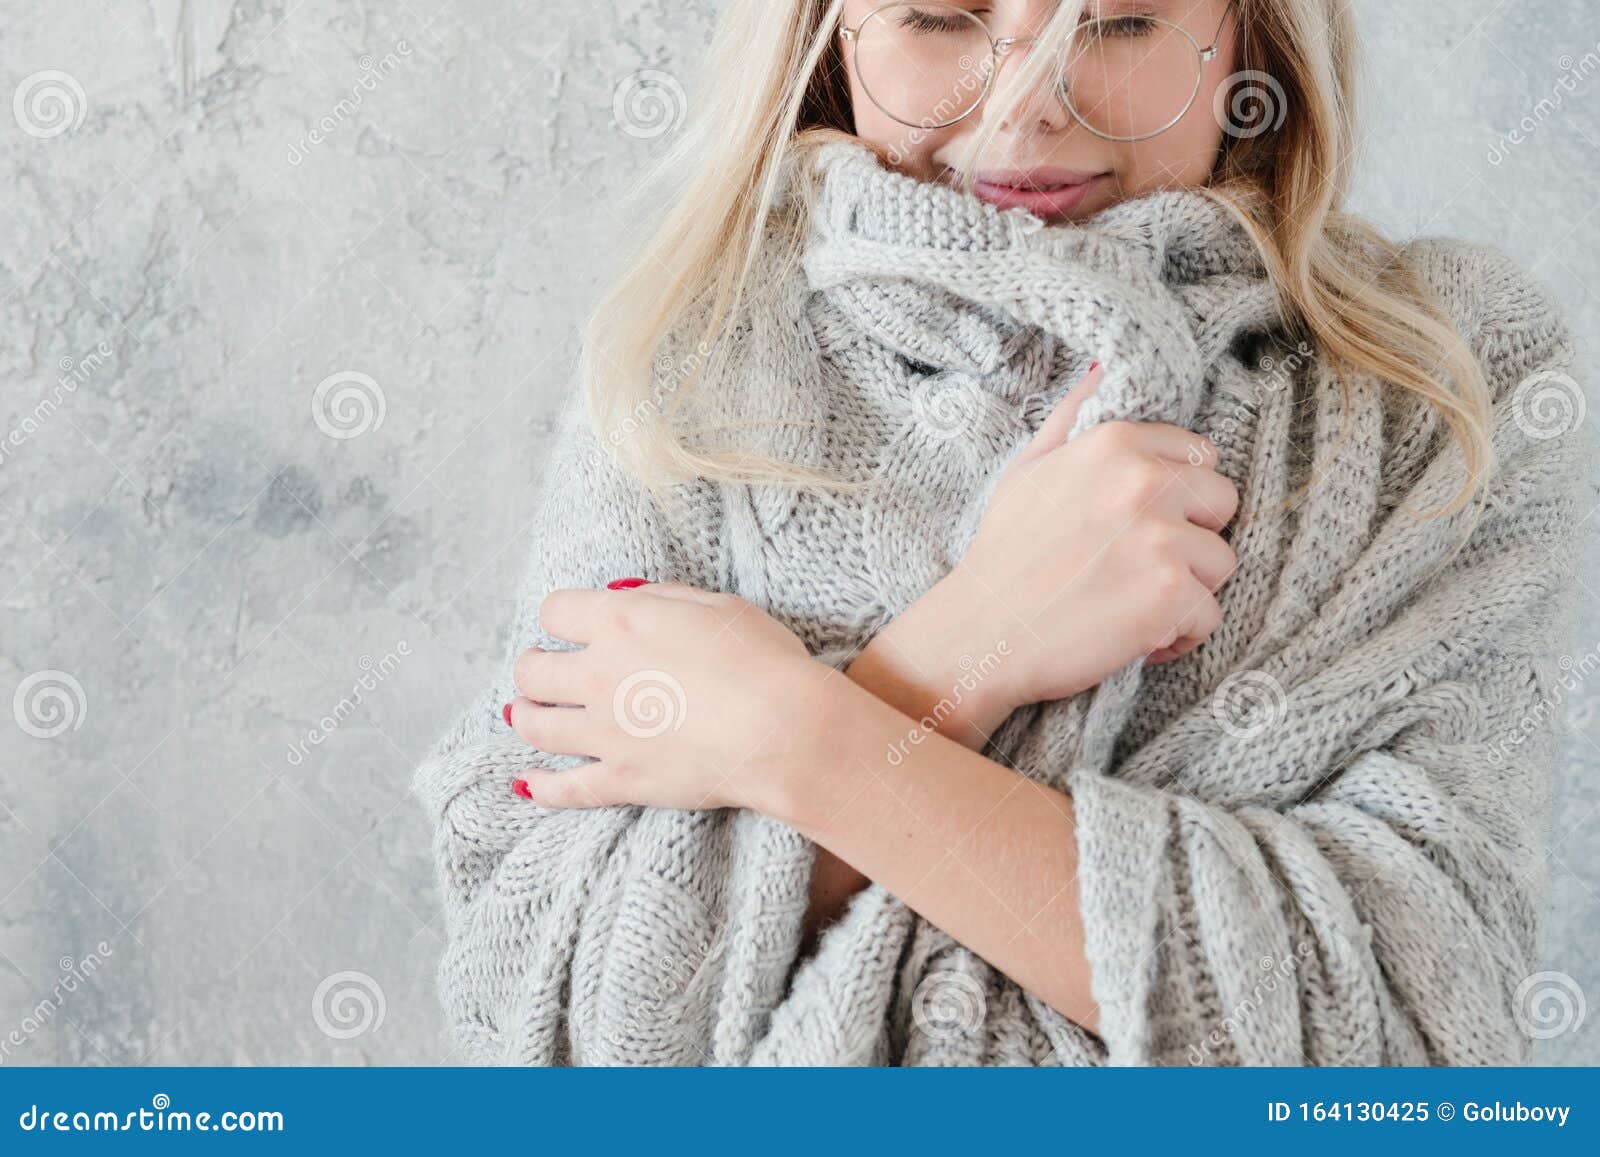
<box><xmin>414</xmin><ymin>139</ymin><xmax>1591</xmax><ymax>1066</ymax></box>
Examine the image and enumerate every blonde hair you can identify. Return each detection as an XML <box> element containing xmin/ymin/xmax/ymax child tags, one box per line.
<box><xmin>583</xmin><ymin>0</ymin><xmax>1493</xmax><ymax>520</ymax></box>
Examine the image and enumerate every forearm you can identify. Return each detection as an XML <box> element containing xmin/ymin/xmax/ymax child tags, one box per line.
<box><xmin>779</xmin><ymin>671</ymin><xmax>1099</xmax><ymax>1033</ymax></box>
<box><xmin>801</xmin><ymin>606</ymin><xmax>1015</xmax><ymax>945</ymax></box>
<box><xmin>839</xmin><ymin>587</ymin><xmax>1017</xmax><ymax>747</ymax></box>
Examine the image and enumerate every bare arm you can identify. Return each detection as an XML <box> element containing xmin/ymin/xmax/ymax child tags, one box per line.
<box><xmin>783</xmin><ymin>643</ymin><xmax>1101</xmax><ymax>1032</ymax></box>
<box><xmin>801</xmin><ymin>586</ymin><xmax>1015</xmax><ymax>949</ymax></box>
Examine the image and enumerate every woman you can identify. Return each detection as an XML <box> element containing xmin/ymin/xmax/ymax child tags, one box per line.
<box><xmin>414</xmin><ymin>0</ymin><xmax>1590</xmax><ymax>1064</ymax></box>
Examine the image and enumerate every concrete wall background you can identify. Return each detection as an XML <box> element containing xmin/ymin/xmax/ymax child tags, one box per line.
<box><xmin>0</xmin><ymin>0</ymin><xmax>1594</xmax><ymax>1066</ymax></box>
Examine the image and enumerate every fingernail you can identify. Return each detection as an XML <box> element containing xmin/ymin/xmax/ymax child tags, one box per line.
<box><xmin>502</xmin><ymin>702</ymin><xmax>514</xmax><ymax>728</ymax></box>
<box><xmin>607</xmin><ymin>577</ymin><xmax>649</xmax><ymax>590</ymax></box>
<box><xmin>512</xmin><ymin>779</ymin><xmax>532</xmax><ymax>799</ymax></box>
<box><xmin>1088</xmin><ymin>361</ymin><xmax>1100</xmax><ymax>373</ymax></box>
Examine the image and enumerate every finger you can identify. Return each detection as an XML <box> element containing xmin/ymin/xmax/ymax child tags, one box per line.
<box><xmin>537</xmin><ymin>588</ymin><xmax>613</xmax><ymax>644</ymax></box>
<box><xmin>1016</xmin><ymin>362</ymin><xmax>1103</xmax><ymax>464</ymax></box>
<box><xmin>512</xmin><ymin>647</ymin><xmax>589</xmax><ymax>707</ymax></box>
<box><xmin>508</xmin><ymin>701</ymin><xmax>600</xmax><ymax>759</ymax></box>
<box><xmin>1164</xmin><ymin>463</ymin><xmax>1240</xmax><ymax>531</ymax></box>
<box><xmin>630</xmin><ymin>581</ymin><xmax>724</xmax><ymax>607</ymax></box>
<box><xmin>1172</xmin><ymin>521</ymin><xmax>1239</xmax><ymax>592</ymax></box>
<box><xmin>1110</xmin><ymin>421</ymin><xmax>1219</xmax><ymax>467</ymax></box>
<box><xmin>1147</xmin><ymin>635</ymin><xmax>1203</xmax><ymax>665</ymax></box>
<box><xmin>519</xmin><ymin>762</ymin><xmax>625</xmax><ymax>809</ymax></box>
<box><xmin>1164</xmin><ymin>585</ymin><xmax>1222</xmax><ymax>651</ymax></box>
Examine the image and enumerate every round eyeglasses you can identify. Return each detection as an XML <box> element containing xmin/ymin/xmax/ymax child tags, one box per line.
<box><xmin>839</xmin><ymin>1</ymin><xmax>1236</xmax><ymax>142</ymax></box>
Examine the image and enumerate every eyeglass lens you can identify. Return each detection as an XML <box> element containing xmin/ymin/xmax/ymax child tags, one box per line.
<box><xmin>850</xmin><ymin>3</ymin><xmax>1206</xmax><ymax>140</ymax></box>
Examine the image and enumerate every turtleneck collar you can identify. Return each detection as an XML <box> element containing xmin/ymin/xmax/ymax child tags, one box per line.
<box><xmin>780</xmin><ymin>137</ymin><xmax>1284</xmax><ymax>438</ymax></box>
<box><xmin>805</xmin><ymin>139</ymin><xmax>1036</xmax><ymax>253</ymax></box>
<box><xmin>798</xmin><ymin>137</ymin><xmax>1265</xmax><ymax>283</ymax></box>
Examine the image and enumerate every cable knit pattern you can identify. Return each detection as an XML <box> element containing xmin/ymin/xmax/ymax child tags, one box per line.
<box><xmin>414</xmin><ymin>140</ymin><xmax>1591</xmax><ymax>1066</ymax></box>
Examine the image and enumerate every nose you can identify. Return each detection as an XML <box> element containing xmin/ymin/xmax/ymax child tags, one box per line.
<box><xmin>985</xmin><ymin>39</ymin><xmax>1074</xmax><ymax>134</ymax></box>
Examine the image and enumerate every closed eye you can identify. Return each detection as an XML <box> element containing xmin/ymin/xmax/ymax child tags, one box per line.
<box><xmin>895</xmin><ymin>6</ymin><xmax>981</xmax><ymax>33</ymax></box>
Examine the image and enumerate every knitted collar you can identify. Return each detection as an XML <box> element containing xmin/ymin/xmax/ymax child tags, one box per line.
<box><xmin>774</xmin><ymin>138</ymin><xmax>1287</xmax><ymax>456</ymax></box>
<box><xmin>799</xmin><ymin>138</ymin><xmax>1265</xmax><ymax>279</ymax></box>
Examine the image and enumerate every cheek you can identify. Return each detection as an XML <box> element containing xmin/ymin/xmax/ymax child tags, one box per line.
<box><xmin>1112</xmin><ymin>71</ymin><xmax>1231</xmax><ymax>194</ymax></box>
<box><xmin>844</xmin><ymin>69</ymin><xmax>952</xmax><ymax>180</ymax></box>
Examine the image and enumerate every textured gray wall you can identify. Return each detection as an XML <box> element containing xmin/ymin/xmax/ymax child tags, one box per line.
<box><xmin>0</xmin><ymin>0</ymin><xmax>1594</xmax><ymax>1066</ymax></box>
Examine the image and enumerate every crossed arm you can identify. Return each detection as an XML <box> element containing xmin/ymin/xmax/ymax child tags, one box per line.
<box><xmin>508</xmin><ymin>574</ymin><xmax>1103</xmax><ymax>1031</ymax></box>
<box><xmin>797</xmin><ymin>582</ymin><xmax>1098</xmax><ymax>1030</ymax></box>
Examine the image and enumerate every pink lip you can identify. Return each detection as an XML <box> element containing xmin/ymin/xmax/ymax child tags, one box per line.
<box><xmin>966</xmin><ymin>168</ymin><xmax>1110</xmax><ymax>219</ymax></box>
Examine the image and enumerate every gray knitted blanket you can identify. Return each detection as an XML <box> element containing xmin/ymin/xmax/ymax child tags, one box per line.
<box><xmin>414</xmin><ymin>140</ymin><xmax>1590</xmax><ymax>1066</ymax></box>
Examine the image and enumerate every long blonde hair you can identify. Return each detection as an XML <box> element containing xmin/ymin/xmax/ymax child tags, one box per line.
<box><xmin>583</xmin><ymin>0</ymin><xmax>1493</xmax><ymax>520</ymax></box>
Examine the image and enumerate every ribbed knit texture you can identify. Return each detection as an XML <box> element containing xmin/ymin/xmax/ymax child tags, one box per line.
<box><xmin>414</xmin><ymin>140</ymin><xmax>1591</xmax><ymax>1066</ymax></box>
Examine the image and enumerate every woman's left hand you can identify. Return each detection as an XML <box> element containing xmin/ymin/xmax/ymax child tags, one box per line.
<box><xmin>505</xmin><ymin>581</ymin><xmax>827</xmax><ymax>814</ymax></box>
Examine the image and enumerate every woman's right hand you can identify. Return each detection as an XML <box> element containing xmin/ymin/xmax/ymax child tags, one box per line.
<box><xmin>872</xmin><ymin>364</ymin><xmax>1240</xmax><ymax>738</ymax></box>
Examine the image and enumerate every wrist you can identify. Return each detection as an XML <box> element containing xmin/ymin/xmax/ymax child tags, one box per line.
<box><xmin>847</xmin><ymin>572</ymin><xmax>1020</xmax><ymax>750</ymax></box>
<box><xmin>756</xmin><ymin>658</ymin><xmax>889</xmax><ymax>829</ymax></box>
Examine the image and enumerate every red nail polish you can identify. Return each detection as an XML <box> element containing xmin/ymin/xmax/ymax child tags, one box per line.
<box><xmin>502</xmin><ymin>702</ymin><xmax>514</xmax><ymax>728</ymax></box>
<box><xmin>1088</xmin><ymin>361</ymin><xmax>1100</xmax><ymax>373</ymax></box>
<box><xmin>512</xmin><ymin>779</ymin><xmax>531</xmax><ymax>799</ymax></box>
<box><xmin>607</xmin><ymin>577</ymin><xmax>649</xmax><ymax>590</ymax></box>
